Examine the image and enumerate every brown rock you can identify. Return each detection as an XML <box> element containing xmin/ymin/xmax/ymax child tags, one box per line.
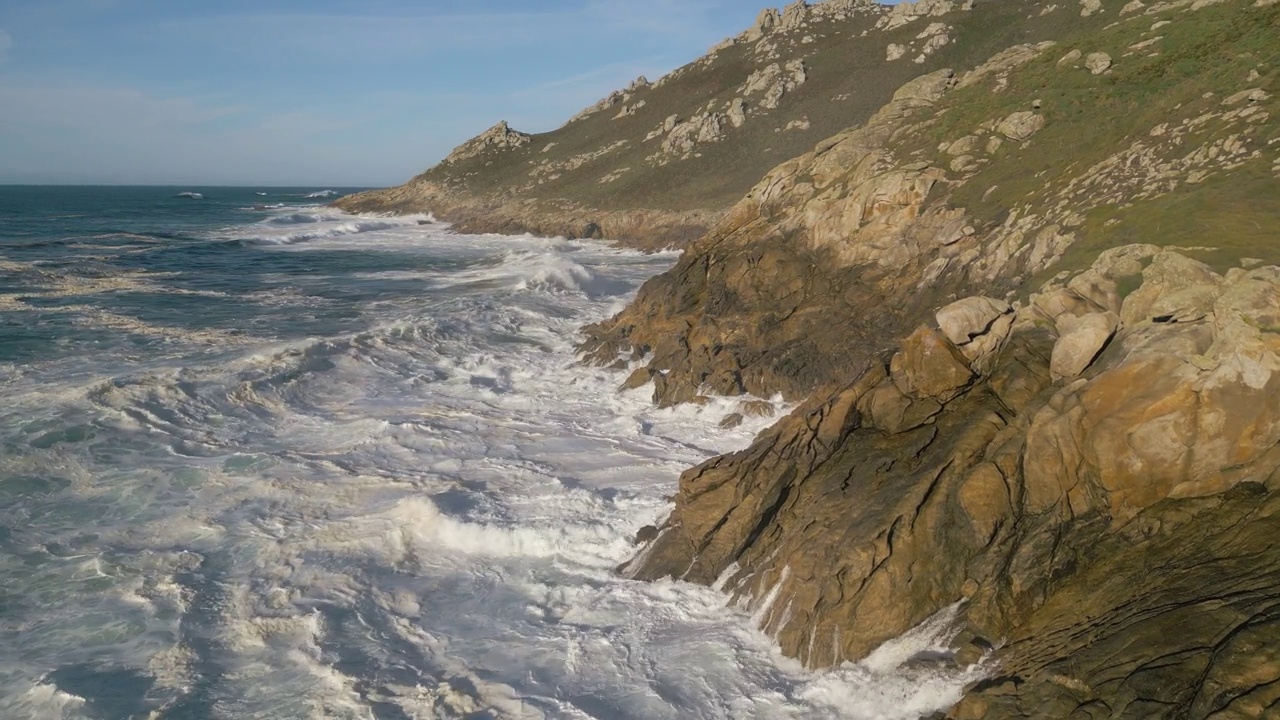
<box><xmin>937</xmin><ymin>296</ymin><xmax>1014</xmax><ymax>346</ymax></box>
<box><xmin>1049</xmin><ymin>311</ymin><xmax>1119</xmax><ymax>380</ymax></box>
<box><xmin>891</xmin><ymin>326</ymin><xmax>976</xmax><ymax>401</ymax></box>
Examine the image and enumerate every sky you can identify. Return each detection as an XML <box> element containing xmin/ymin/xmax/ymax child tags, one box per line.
<box><xmin>0</xmin><ymin>0</ymin><xmax>780</xmax><ymax>187</ymax></box>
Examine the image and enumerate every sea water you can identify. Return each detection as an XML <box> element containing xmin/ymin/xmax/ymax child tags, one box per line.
<box><xmin>0</xmin><ymin>186</ymin><xmax>982</xmax><ymax>719</ymax></box>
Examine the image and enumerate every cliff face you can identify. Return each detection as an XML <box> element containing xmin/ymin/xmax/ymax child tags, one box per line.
<box><xmin>588</xmin><ymin>0</ymin><xmax>1280</xmax><ymax>716</ymax></box>
<box><xmin>580</xmin><ymin>0</ymin><xmax>1280</xmax><ymax>405</ymax></box>
<box><xmin>627</xmin><ymin>248</ymin><xmax>1280</xmax><ymax>717</ymax></box>
<box><xmin>348</xmin><ymin>0</ymin><xmax>1280</xmax><ymax>715</ymax></box>
<box><xmin>334</xmin><ymin>0</ymin><xmax>1096</xmax><ymax>248</ymax></box>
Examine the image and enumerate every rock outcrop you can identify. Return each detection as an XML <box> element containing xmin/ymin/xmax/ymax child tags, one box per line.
<box><xmin>441</xmin><ymin>121</ymin><xmax>532</xmax><ymax>165</ymax></box>
<box><xmin>586</xmin><ymin>0</ymin><xmax>1280</xmax><ymax>716</ymax></box>
<box><xmin>581</xmin><ymin>68</ymin><xmax>975</xmax><ymax>404</ymax></box>
<box><xmin>627</xmin><ymin>250</ymin><xmax>1280</xmax><ymax>718</ymax></box>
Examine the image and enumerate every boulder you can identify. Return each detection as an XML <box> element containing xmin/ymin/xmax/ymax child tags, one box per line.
<box><xmin>936</xmin><ymin>296</ymin><xmax>1013</xmax><ymax>346</ymax></box>
<box><xmin>891</xmin><ymin>325</ymin><xmax>976</xmax><ymax>400</ymax></box>
<box><xmin>996</xmin><ymin>111</ymin><xmax>1046</xmax><ymax>141</ymax></box>
<box><xmin>1050</xmin><ymin>311</ymin><xmax>1119</xmax><ymax>379</ymax></box>
<box><xmin>1085</xmin><ymin>51</ymin><xmax>1112</xmax><ymax>75</ymax></box>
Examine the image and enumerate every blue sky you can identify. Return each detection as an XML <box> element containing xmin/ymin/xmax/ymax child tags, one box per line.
<box><xmin>0</xmin><ymin>0</ymin><xmax>777</xmax><ymax>186</ymax></box>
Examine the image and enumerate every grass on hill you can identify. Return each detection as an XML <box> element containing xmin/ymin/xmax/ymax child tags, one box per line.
<box><xmin>893</xmin><ymin>0</ymin><xmax>1279</xmax><ymax>281</ymax></box>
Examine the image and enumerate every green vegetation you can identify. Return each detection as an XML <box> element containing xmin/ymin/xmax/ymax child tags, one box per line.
<box><xmin>897</xmin><ymin>0</ymin><xmax>1279</xmax><ymax>284</ymax></box>
<box><xmin>415</xmin><ymin>0</ymin><xmax>1099</xmax><ymax>214</ymax></box>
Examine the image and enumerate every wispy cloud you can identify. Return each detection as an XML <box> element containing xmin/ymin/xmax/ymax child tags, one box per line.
<box><xmin>0</xmin><ymin>29</ymin><xmax>12</xmax><ymax>63</ymax></box>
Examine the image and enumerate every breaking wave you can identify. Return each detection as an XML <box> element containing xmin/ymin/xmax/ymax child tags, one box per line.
<box><xmin>0</xmin><ymin>211</ymin><xmax>983</xmax><ymax>719</ymax></box>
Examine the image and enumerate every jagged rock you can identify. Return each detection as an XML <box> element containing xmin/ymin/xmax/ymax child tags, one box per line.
<box><xmin>996</xmin><ymin>111</ymin><xmax>1046</xmax><ymax>141</ymax></box>
<box><xmin>1050</xmin><ymin>311</ymin><xmax>1119</xmax><ymax>379</ymax></box>
<box><xmin>887</xmin><ymin>43</ymin><xmax>908</xmax><ymax>61</ymax></box>
<box><xmin>1080</xmin><ymin>0</ymin><xmax>1104</xmax><ymax>15</ymax></box>
<box><xmin>629</xmin><ymin>249</ymin><xmax>1280</xmax><ymax>720</ymax></box>
<box><xmin>741</xmin><ymin>60</ymin><xmax>808</xmax><ymax>111</ymax></box>
<box><xmin>661</xmin><ymin>113</ymin><xmax>729</xmax><ymax>157</ymax></box>
<box><xmin>728</xmin><ymin>98</ymin><xmax>748</xmax><ymax>128</ymax></box>
<box><xmin>745</xmin><ymin>8</ymin><xmax>782</xmax><ymax>42</ymax></box>
<box><xmin>581</xmin><ymin>68</ymin><xmax>960</xmax><ymax>404</ymax></box>
<box><xmin>1085</xmin><ymin>51</ymin><xmax>1113</xmax><ymax>74</ymax></box>
<box><xmin>443</xmin><ymin>121</ymin><xmax>532</xmax><ymax>165</ymax></box>
<box><xmin>1058</xmin><ymin>48</ymin><xmax>1082</xmax><ymax>66</ymax></box>
<box><xmin>780</xmin><ymin>0</ymin><xmax>810</xmax><ymax>29</ymax></box>
<box><xmin>614</xmin><ymin>100</ymin><xmax>646</xmax><ymax>119</ymax></box>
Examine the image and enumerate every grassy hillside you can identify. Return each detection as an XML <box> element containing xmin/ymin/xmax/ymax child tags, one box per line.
<box><xmin>895</xmin><ymin>0</ymin><xmax>1280</xmax><ymax>279</ymax></box>
<box><xmin>351</xmin><ymin>0</ymin><xmax>1125</xmax><ymax>219</ymax></box>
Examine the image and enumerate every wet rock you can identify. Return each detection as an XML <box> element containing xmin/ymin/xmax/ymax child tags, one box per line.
<box><xmin>626</xmin><ymin>248</ymin><xmax>1280</xmax><ymax>720</ymax></box>
<box><xmin>634</xmin><ymin>525</ymin><xmax>660</xmax><ymax>545</ymax></box>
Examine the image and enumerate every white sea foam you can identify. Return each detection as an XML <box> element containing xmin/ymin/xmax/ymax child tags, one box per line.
<box><xmin>0</xmin><ymin>217</ymin><xmax>981</xmax><ymax>719</ymax></box>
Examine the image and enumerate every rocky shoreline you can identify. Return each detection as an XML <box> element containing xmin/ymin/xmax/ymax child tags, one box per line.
<box><xmin>334</xmin><ymin>180</ymin><xmax>719</xmax><ymax>252</ymax></box>
<box><xmin>337</xmin><ymin>0</ymin><xmax>1280</xmax><ymax>715</ymax></box>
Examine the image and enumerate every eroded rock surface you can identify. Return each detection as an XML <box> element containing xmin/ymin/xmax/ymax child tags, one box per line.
<box><xmin>627</xmin><ymin>251</ymin><xmax>1280</xmax><ymax>718</ymax></box>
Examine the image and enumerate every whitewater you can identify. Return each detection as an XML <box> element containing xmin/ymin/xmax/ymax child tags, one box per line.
<box><xmin>0</xmin><ymin>188</ymin><xmax>981</xmax><ymax>719</ymax></box>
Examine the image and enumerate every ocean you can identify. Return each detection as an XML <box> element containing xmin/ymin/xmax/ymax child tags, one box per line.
<box><xmin>0</xmin><ymin>186</ymin><xmax>978</xmax><ymax>719</ymax></box>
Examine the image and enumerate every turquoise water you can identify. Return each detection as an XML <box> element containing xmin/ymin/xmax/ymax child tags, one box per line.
<box><xmin>0</xmin><ymin>187</ymin><xmax>976</xmax><ymax>719</ymax></box>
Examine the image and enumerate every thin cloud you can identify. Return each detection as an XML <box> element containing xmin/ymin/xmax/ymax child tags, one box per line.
<box><xmin>0</xmin><ymin>29</ymin><xmax>12</xmax><ymax>63</ymax></box>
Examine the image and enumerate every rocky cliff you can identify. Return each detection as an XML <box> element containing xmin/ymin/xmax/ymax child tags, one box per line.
<box><xmin>348</xmin><ymin>0</ymin><xmax>1280</xmax><ymax>716</ymax></box>
<box><xmin>335</xmin><ymin>0</ymin><xmax>1103</xmax><ymax>248</ymax></box>
<box><xmin>587</xmin><ymin>0</ymin><xmax>1279</xmax><ymax>715</ymax></box>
